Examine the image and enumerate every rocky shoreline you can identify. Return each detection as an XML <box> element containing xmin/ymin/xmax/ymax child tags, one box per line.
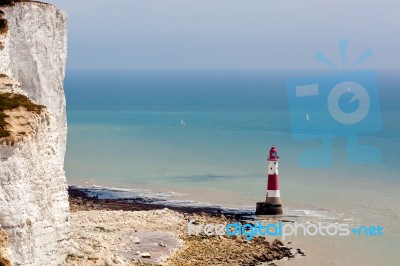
<box><xmin>67</xmin><ymin>186</ymin><xmax>304</xmax><ymax>265</ymax></box>
<box><xmin>68</xmin><ymin>186</ymin><xmax>250</xmax><ymax>218</ymax></box>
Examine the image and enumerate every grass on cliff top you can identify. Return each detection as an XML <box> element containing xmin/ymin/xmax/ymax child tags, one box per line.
<box><xmin>0</xmin><ymin>92</ymin><xmax>44</xmax><ymax>138</ymax></box>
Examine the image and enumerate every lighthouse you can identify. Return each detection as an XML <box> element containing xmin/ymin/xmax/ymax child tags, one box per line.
<box><xmin>256</xmin><ymin>146</ymin><xmax>283</xmax><ymax>215</ymax></box>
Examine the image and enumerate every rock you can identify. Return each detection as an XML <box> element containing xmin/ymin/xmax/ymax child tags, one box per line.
<box><xmin>114</xmin><ymin>255</ymin><xmax>125</xmax><ymax>264</ymax></box>
<box><xmin>272</xmin><ymin>239</ymin><xmax>284</xmax><ymax>246</ymax></box>
<box><xmin>140</xmin><ymin>252</ymin><xmax>151</xmax><ymax>258</ymax></box>
<box><xmin>132</xmin><ymin>236</ymin><xmax>140</xmax><ymax>244</ymax></box>
<box><xmin>158</xmin><ymin>242</ymin><xmax>167</xmax><ymax>247</ymax></box>
<box><xmin>297</xmin><ymin>248</ymin><xmax>305</xmax><ymax>256</ymax></box>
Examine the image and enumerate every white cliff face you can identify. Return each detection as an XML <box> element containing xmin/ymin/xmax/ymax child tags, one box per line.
<box><xmin>0</xmin><ymin>2</ymin><xmax>70</xmax><ymax>266</ymax></box>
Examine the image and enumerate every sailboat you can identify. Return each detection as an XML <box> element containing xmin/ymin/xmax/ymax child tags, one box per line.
<box><xmin>306</xmin><ymin>112</ymin><xmax>310</xmax><ymax>122</ymax></box>
<box><xmin>181</xmin><ymin>119</ymin><xmax>186</xmax><ymax>126</ymax></box>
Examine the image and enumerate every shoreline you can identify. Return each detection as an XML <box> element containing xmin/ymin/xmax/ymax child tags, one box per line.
<box><xmin>67</xmin><ymin>186</ymin><xmax>305</xmax><ymax>265</ymax></box>
<box><xmin>68</xmin><ymin>186</ymin><xmax>254</xmax><ymax>219</ymax></box>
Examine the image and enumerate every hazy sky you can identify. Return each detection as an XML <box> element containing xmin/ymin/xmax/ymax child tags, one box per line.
<box><xmin>48</xmin><ymin>0</ymin><xmax>400</xmax><ymax>70</ymax></box>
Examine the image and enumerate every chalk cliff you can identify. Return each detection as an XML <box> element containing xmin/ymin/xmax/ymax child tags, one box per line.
<box><xmin>0</xmin><ymin>1</ymin><xmax>69</xmax><ymax>265</ymax></box>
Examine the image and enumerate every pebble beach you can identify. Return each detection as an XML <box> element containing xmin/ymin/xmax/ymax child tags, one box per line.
<box><xmin>67</xmin><ymin>187</ymin><xmax>305</xmax><ymax>266</ymax></box>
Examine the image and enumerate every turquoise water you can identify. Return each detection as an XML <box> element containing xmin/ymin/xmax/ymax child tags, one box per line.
<box><xmin>64</xmin><ymin>70</ymin><xmax>400</xmax><ymax>265</ymax></box>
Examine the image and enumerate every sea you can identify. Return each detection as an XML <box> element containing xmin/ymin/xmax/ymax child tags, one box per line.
<box><xmin>64</xmin><ymin>69</ymin><xmax>400</xmax><ymax>265</ymax></box>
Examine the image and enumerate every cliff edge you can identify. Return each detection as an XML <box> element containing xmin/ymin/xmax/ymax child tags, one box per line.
<box><xmin>0</xmin><ymin>1</ymin><xmax>69</xmax><ymax>265</ymax></box>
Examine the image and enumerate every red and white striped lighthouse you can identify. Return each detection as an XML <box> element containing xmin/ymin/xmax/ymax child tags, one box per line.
<box><xmin>256</xmin><ymin>146</ymin><xmax>283</xmax><ymax>215</ymax></box>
